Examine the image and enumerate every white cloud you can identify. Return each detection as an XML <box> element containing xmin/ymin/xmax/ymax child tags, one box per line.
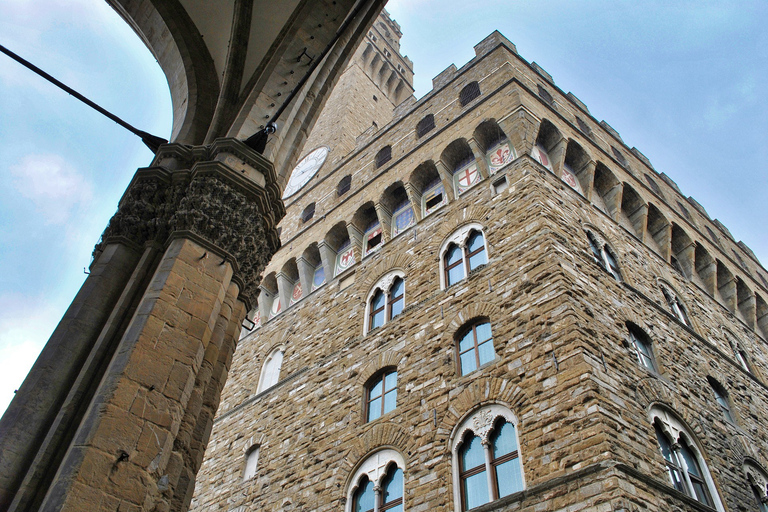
<box><xmin>9</xmin><ymin>154</ymin><xmax>93</xmax><ymax>224</ymax></box>
<box><xmin>0</xmin><ymin>293</ymin><xmax>60</xmax><ymax>415</ymax></box>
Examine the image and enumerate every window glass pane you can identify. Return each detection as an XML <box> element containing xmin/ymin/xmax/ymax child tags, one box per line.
<box><xmin>372</xmin><ymin>290</ymin><xmax>385</xmax><ymax>310</ymax></box>
<box><xmin>468</xmin><ymin>249</ymin><xmax>487</xmax><ymax>271</ymax></box>
<box><xmin>467</xmin><ymin>232</ymin><xmax>484</xmax><ymax>253</ymax></box>
<box><xmin>383</xmin><ymin>389</ymin><xmax>397</xmax><ymax>414</ymax></box>
<box><xmin>474</xmin><ymin>322</ymin><xmax>492</xmax><ymax>343</ymax></box>
<box><xmin>372</xmin><ymin>310</ymin><xmax>385</xmax><ymax>329</ymax></box>
<box><xmin>354</xmin><ymin>478</ymin><xmax>375</xmax><ymax>512</ymax></box>
<box><xmin>463</xmin><ymin>472</ymin><xmax>489</xmax><ymax>510</ymax></box>
<box><xmin>461</xmin><ymin>435</ymin><xmax>485</xmax><ymax>470</ymax></box>
<box><xmin>370</xmin><ymin>378</ymin><xmax>383</xmax><ymax>398</ymax></box>
<box><xmin>654</xmin><ymin>425</ymin><xmax>674</xmax><ymax>462</ymax></box>
<box><xmin>680</xmin><ymin>443</ymin><xmax>702</xmax><ymax>478</ymax></box>
<box><xmin>385</xmin><ymin>371</ymin><xmax>397</xmax><ymax>389</ymax></box>
<box><xmin>383</xmin><ymin>467</ymin><xmax>403</xmax><ymax>503</ymax></box>
<box><xmin>368</xmin><ymin>397</ymin><xmax>382</xmax><ymax>421</ymax></box>
<box><xmin>459</xmin><ymin>330</ymin><xmax>475</xmax><ymax>353</ymax></box>
<box><xmin>477</xmin><ymin>340</ymin><xmax>495</xmax><ymax>366</ymax></box>
<box><xmin>495</xmin><ymin>458</ymin><xmax>524</xmax><ymax>498</ymax></box>
<box><xmin>390</xmin><ymin>296</ymin><xmax>404</xmax><ymax>318</ymax></box>
<box><xmin>312</xmin><ymin>265</ymin><xmax>325</xmax><ymax>291</ymax></box>
<box><xmin>446</xmin><ymin>245</ymin><xmax>462</xmax><ymax>266</ymax></box>
<box><xmin>460</xmin><ymin>351</ymin><xmax>477</xmax><ymax>375</ymax></box>
<box><xmin>391</xmin><ymin>278</ymin><xmax>404</xmax><ymax>299</ymax></box>
<box><xmin>492</xmin><ymin>422</ymin><xmax>518</xmax><ymax>457</ymax></box>
<box><xmin>467</xmin><ymin>232</ymin><xmax>487</xmax><ymax>270</ymax></box>
<box><xmin>448</xmin><ymin>265</ymin><xmax>465</xmax><ymax>286</ymax></box>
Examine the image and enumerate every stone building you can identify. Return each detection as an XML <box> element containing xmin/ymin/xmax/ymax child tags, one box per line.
<box><xmin>190</xmin><ymin>17</ymin><xmax>768</xmax><ymax>512</ymax></box>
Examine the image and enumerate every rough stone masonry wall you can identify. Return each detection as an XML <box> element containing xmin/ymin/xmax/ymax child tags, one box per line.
<box><xmin>190</xmin><ymin>34</ymin><xmax>768</xmax><ymax>512</ymax></box>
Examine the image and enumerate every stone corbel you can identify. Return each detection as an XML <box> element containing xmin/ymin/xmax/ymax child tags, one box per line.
<box><xmin>467</xmin><ymin>138</ymin><xmax>490</xmax><ymax>179</ymax></box>
<box><xmin>435</xmin><ymin>160</ymin><xmax>456</xmax><ymax>201</ymax></box>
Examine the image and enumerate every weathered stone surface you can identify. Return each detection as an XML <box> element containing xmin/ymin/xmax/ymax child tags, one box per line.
<box><xmin>191</xmin><ymin>22</ymin><xmax>768</xmax><ymax>512</ymax></box>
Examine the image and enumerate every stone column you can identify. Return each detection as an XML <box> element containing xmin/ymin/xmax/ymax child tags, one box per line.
<box><xmin>2</xmin><ymin>139</ymin><xmax>284</xmax><ymax>512</ymax></box>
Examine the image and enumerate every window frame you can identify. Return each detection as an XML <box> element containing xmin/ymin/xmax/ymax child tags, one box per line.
<box><xmin>439</xmin><ymin>224</ymin><xmax>489</xmax><ymax>290</ymax></box>
<box><xmin>256</xmin><ymin>346</ymin><xmax>284</xmax><ymax>393</ymax></box>
<box><xmin>365</xmin><ymin>369</ymin><xmax>398</xmax><ymax>422</ymax></box>
<box><xmin>650</xmin><ymin>406</ymin><xmax>725</xmax><ymax>511</ymax></box>
<box><xmin>456</xmin><ymin>320</ymin><xmax>496</xmax><ymax>376</ymax></box>
<box><xmin>345</xmin><ymin>450</ymin><xmax>405</xmax><ymax>512</ymax></box>
<box><xmin>627</xmin><ymin>325</ymin><xmax>658</xmax><ymax>372</ymax></box>
<box><xmin>451</xmin><ymin>405</ymin><xmax>525</xmax><ymax>512</ymax></box>
<box><xmin>364</xmin><ymin>271</ymin><xmax>407</xmax><ymax>334</ymax></box>
<box><xmin>587</xmin><ymin>231</ymin><xmax>622</xmax><ymax>282</ymax></box>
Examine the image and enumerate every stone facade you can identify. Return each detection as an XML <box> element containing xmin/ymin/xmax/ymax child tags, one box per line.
<box><xmin>190</xmin><ymin>28</ymin><xmax>768</xmax><ymax>512</ymax></box>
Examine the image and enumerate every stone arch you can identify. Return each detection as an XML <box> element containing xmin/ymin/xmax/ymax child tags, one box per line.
<box><xmin>755</xmin><ymin>292</ymin><xmax>768</xmax><ymax>340</ymax></box>
<box><xmin>646</xmin><ymin>203</ymin><xmax>671</xmax><ymax>260</ymax></box>
<box><xmin>431</xmin><ymin>205</ymin><xmax>494</xmax><ymax>255</ymax></box>
<box><xmin>436</xmin><ymin>377</ymin><xmax>531</xmax><ymax>446</ymax></box>
<box><xmin>634</xmin><ymin>377</ymin><xmax>679</xmax><ymax>412</ymax></box>
<box><xmin>736</xmin><ymin>277</ymin><xmax>756</xmax><ymax>328</ymax></box>
<box><xmin>346</xmin><ymin>423</ymin><xmax>417</xmax><ymax>470</ymax></box>
<box><xmin>446</xmin><ymin>302</ymin><xmax>504</xmax><ymax>334</ymax></box>
<box><xmin>473</xmin><ymin>119</ymin><xmax>509</xmax><ymax>153</ymax></box>
<box><xmin>356</xmin><ymin>351</ymin><xmax>406</xmax><ymax>388</ymax></box>
<box><xmin>619</xmin><ymin>183</ymin><xmax>647</xmax><ymax>239</ymax></box>
<box><xmin>671</xmin><ymin>223</ymin><xmax>694</xmax><ymax>278</ymax></box>
<box><xmin>694</xmin><ymin>243</ymin><xmax>716</xmax><ymax>296</ymax></box>
<box><xmin>358</xmin><ymin>253</ymin><xmax>414</xmax><ymax>297</ymax></box>
<box><xmin>563</xmin><ymin>139</ymin><xmax>592</xmax><ymax>193</ymax></box>
<box><xmin>592</xmin><ymin>162</ymin><xmax>621</xmax><ymax>219</ymax></box>
<box><xmin>440</xmin><ymin>138</ymin><xmax>475</xmax><ymax>173</ymax></box>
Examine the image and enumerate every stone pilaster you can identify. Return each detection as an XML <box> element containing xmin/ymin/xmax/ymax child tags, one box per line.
<box><xmin>1</xmin><ymin>138</ymin><xmax>284</xmax><ymax>512</ymax></box>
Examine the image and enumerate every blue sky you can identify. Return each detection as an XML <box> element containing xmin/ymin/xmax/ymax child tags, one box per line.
<box><xmin>0</xmin><ymin>0</ymin><xmax>766</xmax><ymax>414</ymax></box>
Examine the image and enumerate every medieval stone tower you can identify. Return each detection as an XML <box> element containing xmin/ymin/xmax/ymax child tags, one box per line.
<box><xmin>189</xmin><ymin>16</ymin><xmax>768</xmax><ymax>512</ymax></box>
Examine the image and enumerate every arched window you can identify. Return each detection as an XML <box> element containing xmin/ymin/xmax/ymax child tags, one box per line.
<box><xmin>366</xmin><ymin>273</ymin><xmax>406</xmax><ymax>333</ymax></box>
<box><xmin>366</xmin><ymin>369</ymin><xmax>397</xmax><ymax>422</ymax></box>
<box><xmin>459</xmin><ymin>81</ymin><xmax>481</xmax><ymax>106</ymax></box>
<box><xmin>441</xmin><ymin>226</ymin><xmax>489</xmax><ymax>289</ymax></box>
<box><xmin>627</xmin><ymin>324</ymin><xmax>657</xmax><ymax>372</ymax></box>
<box><xmin>587</xmin><ymin>231</ymin><xmax>622</xmax><ymax>282</ymax></box>
<box><xmin>301</xmin><ymin>202</ymin><xmax>315</xmax><ymax>223</ymax></box>
<box><xmin>651</xmin><ymin>407</ymin><xmax>724</xmax><ymax>510</ymax></box>
<box><xmin>662</xmin><ymin>287</ymin><xmax>690</xmax><ymax>326</ymax></box>
<box><xmin>338</xmin><ymin>174</ymin><xmax>352</xmax><ymax>196</ymax></box>
<box><xmin>376</xmin><ymin>146</ymin><xmax>392</xmax><ymax>168</ymax></box>
<box><xmin>735</xmin><ymin>345</ymin><xmax>752</xmax><ymax>374</ymax></box>
<box><xmin>416</xmin><ymin>114</ymin><xmax>435</xmax><ymax>138</ymax></box>
<box><xmin>257</xmin><ymin>348</ymin><xmax>284</xmax><ymax>393</ymax></box>
<box><xmin>346</xmin><ymin>450</ymin><xmax>405</xmax><ymax>512</ymax></box>
<box><xmin>707</xmin><ymin>377</ymin><xmax>734</xmax><ymax>423</ymax></box>
<box><xmin>745</xmin><ymin>462</ymin><xmax>768</xmax><ymax>512</ymax></box>
<box><xmin>456</xmin><ymin>320</ymin><xmax>496</xmax><ymax>376</ymax></box>
<box><xmin>452</xmin><ymin>405</ymin><xmax>524</xmax><ymax>511</ymax></box>
<box><xmin>242</xmin><ymin>445</ymin><xmax>260</xmax><ymax>482</ymax></box>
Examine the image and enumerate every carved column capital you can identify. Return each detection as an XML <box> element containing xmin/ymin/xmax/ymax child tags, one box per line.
<box><xmin>96</xmin><ymin>138</ymin><xmax>285</xmax><ymax>310</ymax></box>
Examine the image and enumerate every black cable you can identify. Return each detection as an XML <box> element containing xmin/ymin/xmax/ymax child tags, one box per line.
<box><xmin>0</xmin><ymin>43</ymin><xmax>168</xmax><ymax>153</ymax></box>
<box><xmin>245</xmin><ymin>0</ymin><xmax>371</xmax><ymax>153</ymax></box>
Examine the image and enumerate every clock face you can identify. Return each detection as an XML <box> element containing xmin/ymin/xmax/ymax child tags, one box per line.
<box><xmin>282</xmin><ymin>146</ymin><xmax>329</xmax><ymax>199</ymax></box>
